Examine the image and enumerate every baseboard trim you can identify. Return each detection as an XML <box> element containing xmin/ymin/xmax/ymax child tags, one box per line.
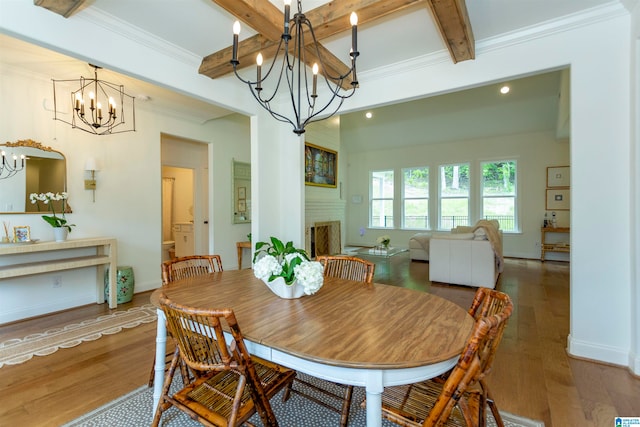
<box><xmin>567</xmin><ymin>334</ymin><xmax>630</xmax><ymax>369</ymax></box>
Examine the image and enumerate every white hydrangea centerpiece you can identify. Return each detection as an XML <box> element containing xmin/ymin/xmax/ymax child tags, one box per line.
<box><xmin>253</xmin><ymin>237</ymin><xmax>324</xmax><ymax>295</ymax></box>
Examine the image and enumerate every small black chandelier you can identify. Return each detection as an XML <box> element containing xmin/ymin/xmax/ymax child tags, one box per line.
<box><xmin>52</xmin><ymin>64</ymin><xmax>136</xmax><ymax>135</ymax></box>
<box><xmin>231</xmin><ymin>0</ymin><xmax>359</xmax><ymax>135</ymax></box>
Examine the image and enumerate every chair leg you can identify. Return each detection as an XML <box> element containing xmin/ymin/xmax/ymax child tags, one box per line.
<box><xmin>481</xmin><ymin>380</ymin><xmax>504</xmax><ymax>427</ymax></box>
<box><xmin>339</xmin><ymin>385</ymin><xmax>353</xmax><ymax>427</ymax></box>
<box><xmin>486</xmin><ymin>392</ymin><xmax>504</xmax><ymax>427</ymax></box>
<box><xmin>147</xmin><ymin>354</ymin><xmax>156</xmax><ymax>387</ymax></box>
<box><xmin>282</xmin><ymin>380</ymin><xmax>293</xmax><ymax>402</ymax></box>
<box><xmin>151</xmin><ymin>347</ymin><xmax>181</xmax><ymax>427</ymax></box>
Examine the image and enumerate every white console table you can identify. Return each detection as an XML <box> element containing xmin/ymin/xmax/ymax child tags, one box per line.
<box><xmin>0</xmin><ymin>237</ymin><xmax>118</xmax><ymax>308</ymax></box>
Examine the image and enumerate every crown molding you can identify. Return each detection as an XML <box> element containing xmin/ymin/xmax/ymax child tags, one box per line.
<box><xmin>476</xmin><ymin>2</ymin><xmax>627</xmax><ymax>54</ymax></box>
<box><xmin>78</xmin><ymin>7</ymin><xmax>201</xmax><ymax>68</ymax></box>
<box><xmin>363</xmin><ymin>2</ymin><xmax>628</xmax><ymax>82</ymax></box>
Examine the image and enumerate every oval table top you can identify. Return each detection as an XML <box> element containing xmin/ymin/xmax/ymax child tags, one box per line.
<box><xmin>150</xmin><ymin>269</ymin><xmax>474</xmax><ymax>370</ymax></box>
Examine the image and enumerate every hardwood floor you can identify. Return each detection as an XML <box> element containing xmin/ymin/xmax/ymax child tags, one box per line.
<box><xmin>0</xmin><ymin>256</ymin><xmax>638</xmax><ymax>426</ymax></box>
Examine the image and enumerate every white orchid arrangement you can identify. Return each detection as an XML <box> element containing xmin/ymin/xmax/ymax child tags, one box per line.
<box><xmin>253</xmin><ymin>237</ymin><xmax>324</xmax><ymax>295</ymax></box>
<box><xmin>377</xmin><ymin>235</ymin><xmax>391</xmax><ymax>247</ymax></box>
<box><xmin>29</xmin><ymin>192</ymin><xmax>75</xmax><ymax>232</ymax></box>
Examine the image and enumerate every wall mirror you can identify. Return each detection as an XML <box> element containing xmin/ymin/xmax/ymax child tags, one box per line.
<box><xmin>0</xmin><ymin>139</ymin><xmax>69</xmax><ymax>214</ymax></box>
<box><xmin>232</xmin><ymin>160</ymin><xmax>251</xmax><ymax>224</ymax></box>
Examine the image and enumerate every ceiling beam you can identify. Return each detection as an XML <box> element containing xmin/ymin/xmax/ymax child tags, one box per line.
<box><xmin>33</xmin><ymin>0</ymin><xmax>85</xmax><ymax>18</ymax></box>
<box><xmin>425</xmin><ymin>0</ymin><xmax>475</xmax><ymax>63</ymax></box>
<box><xmin>201</xmin><ymin>0</ymin><xmax>428</xmax><ymax>85</ymax></box>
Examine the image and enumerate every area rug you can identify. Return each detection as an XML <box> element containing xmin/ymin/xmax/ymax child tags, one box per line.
<box><xmin>0</xmin><ymin>304</ymin><xmax>157</xmax><ymax>367</ymax></box>
<box><xmin>62</xmin><ymin>373</ymin><xmax>544</xmax><ymax>427</ymax></box>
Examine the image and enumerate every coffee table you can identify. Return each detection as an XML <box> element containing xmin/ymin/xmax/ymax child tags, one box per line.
<box><xmin>354</xmin><ymin>247</ymin><xmax>409</xmax><ymax>281</ymax></box>
<box><xmin>355</xmin><ymin>246</ymin><xmax>408</xmax><ymax>258</ymax></box>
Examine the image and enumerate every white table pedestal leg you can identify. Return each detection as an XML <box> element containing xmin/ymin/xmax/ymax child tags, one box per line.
<box><xmin>152</xmin><ymin>309</ymin><xmax>167</xmax><ymax>415</ymax></box>
<box><xmin>365</xmin><ymin>372</ymin><xmax>384</xmax><ymax>427</ymax></box>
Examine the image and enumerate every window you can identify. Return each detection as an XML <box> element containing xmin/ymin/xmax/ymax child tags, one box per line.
<box><xmin>439</xmin><ymin>163</ymin><xmax>470</xmax><ymax>229</ymax></box>
<box><xmin>402</xmin><ymin>167</ymin><xmax>429</xmax><ymax>229</ymax></box>
<box><xmin>482</xmin><ymin>160</ymin><xmax>517</xmax><ymax>231</ymax></box>
<box><xmin>370</xmin><ymin>170</ymin><xmax>394</xmax><ymax>228</ymax></box>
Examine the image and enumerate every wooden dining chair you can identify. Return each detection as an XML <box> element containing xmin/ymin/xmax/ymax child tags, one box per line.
<box><xmin>148</xmin><ymin>254</ymin><xmax>224</xmax><ymax>387</ymax></box>
<box><xmin>161</xmin><ymin>254</ymin><xmax>224</xmax><ymax>285</ymax></box>
<box><xmin>376</xmin><ymin>289</ymin><xmax>513</xmax><ymax>427</ymax></box>
<box><xmin>283</xmin><ymin>255</ymin><xmax>375</xmax><ymax>427</ymax></box>
<box><xmin>152</xmin><ymin>293</ymin><xmax>296</xmax><ymax>427</ymax></box>
<box><xmin>318</xmin><ymin>255</ymin><xmax>376</xmax><ymax>285</ymax></box>
<box><xmin>462</xmin><ymin>287</ymin><xmax>513</xmax><ymax>427</ymax></box>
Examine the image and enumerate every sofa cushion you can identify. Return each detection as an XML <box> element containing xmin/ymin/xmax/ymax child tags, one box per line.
<box><xmin>433</xmin><ymin>232</ymin><xmax>475</xmax><ymax>240</ymax></box>
<box><xmin>451</xmin><ymin>226</ymin><xmax>474</xmax><ymax>234</ymax></box>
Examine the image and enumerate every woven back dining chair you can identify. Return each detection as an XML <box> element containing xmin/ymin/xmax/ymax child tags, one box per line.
<box><xmin>161</xmin><ymin>254</ymin><xmax>224</xmax><ymax>285</ymax></box>
<box><xmin>377</xmin><ymin>289</ymin><xmax>513</xmax><ymax>427</ymax></box>
<box><xmin>317</xmin><ymin>255</ymin><xmax>375</xmax><ymax>285</ymax></box>
<box><xmin>152</xmin><ymin>293</ymin><xmax>296</xmax><ymax>427</ymax></box>
<box><xmin>148</xmin><ymin>254</ymin><xmax>224</xmax><ymax>387</ymax></box>
<box><xmin>282</xmin><ymin>255</ymin><xmax>375</xmax><ymax>427</ymax></box>
<box><xmin>463</xmin><ymin>287</ymin><xmax>513</xmax><ymax>427</ymax></box>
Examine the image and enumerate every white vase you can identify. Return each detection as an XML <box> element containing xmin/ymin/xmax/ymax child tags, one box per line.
<box><xmin>53</xmin><ymin>227</ymin><xmax>68</xmax><ymax>242</ymax></box>
<box><xmin>263</xmin><ymin>276</ymin><xmax>306</xmax><ymax>299</ymax></box>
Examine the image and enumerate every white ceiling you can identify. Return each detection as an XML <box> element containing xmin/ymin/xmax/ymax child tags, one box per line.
<box><xmin>0</xmin><ymin>0</ymin><xmax>621</xmax><ymax>127</ymax></box>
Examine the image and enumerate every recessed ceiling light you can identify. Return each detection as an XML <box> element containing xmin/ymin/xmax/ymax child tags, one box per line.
<box><xmin>500</xmin><ymin>85</ymin><xmax>510</xmax><ymax>95</ymax></box>
<box><xmin>365</xmin><ymin>112</ymin><xmax>373</xmax><ymax>119</ymax></box>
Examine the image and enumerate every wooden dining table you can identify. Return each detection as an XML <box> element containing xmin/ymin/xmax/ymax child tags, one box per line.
<box><xmin>150</xmin><ymin>269</ymin><xmax>474</xmax><ymax>427</ymax></box>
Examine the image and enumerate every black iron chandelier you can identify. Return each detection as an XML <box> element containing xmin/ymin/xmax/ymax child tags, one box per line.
<box><xmin>231</xmin><ymin>0</ymin><xmax>359</xmax><ymax>135</ymax></box>
<box><xmin>52</xmin><ymin>64</ymin><xmax>136</xmax><ymax>135</ymax></box>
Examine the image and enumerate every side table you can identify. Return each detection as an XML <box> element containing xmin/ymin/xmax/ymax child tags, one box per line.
<box><xmin>540</xmin><ymin>227</ymin><xmax>570</xmax><ymax>261</ymax></box>
<box><xmin>236</xmin><ymin>241</ymin><xmax>251</xmax><ymax>270</ymax></box>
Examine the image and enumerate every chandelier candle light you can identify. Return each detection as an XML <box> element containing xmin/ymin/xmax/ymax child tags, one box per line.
<box><xmin>0</xmin><ymin>149</ymin><xmax>26</xmax><ymax>180</ymax></box>
<box><xmin>52</xmin><ymin>64</ymin><xmax>136</xmax><ymax>135</ymax></box>
<box><xmin>230</xmin><ymin>0</ymin><xmax>359</xmax><ymax>135</ymax></box>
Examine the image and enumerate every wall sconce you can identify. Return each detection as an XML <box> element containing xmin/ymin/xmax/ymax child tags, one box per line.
<box><xmin>84</xmin><ymin>158</ymin><xmax>99</xmax><ymax>202</ymax></box>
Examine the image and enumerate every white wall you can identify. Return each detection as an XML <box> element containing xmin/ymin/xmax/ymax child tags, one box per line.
<box><xmin>629</xmin><ymin>1</ymin><xmax>640</xmax><ymax>374</ymax></box>
<box><xmin>208</xmin><ymin>114</ymin><xmax>252</xmax><ymax>269</ymax></box>
<box><xmin>342</xmin><ymin>130</ymin><xmax>570</xmax><ymax>259</ymax></box>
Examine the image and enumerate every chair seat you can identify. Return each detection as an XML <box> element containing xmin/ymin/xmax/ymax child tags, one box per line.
<box><xmin>169</xmin><ymin>356</ymin><xmax>295</xmax><ymax>426</ymax></box>
<box><xmin>381</xmin><ymin>380</ymin><xmax>483</xmax><ymax>427</ymax></box>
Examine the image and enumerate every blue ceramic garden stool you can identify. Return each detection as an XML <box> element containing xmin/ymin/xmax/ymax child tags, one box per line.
<box><xmin>104</xmin><ymin>266</ymin><xmax>135</xmax><ymax>304</ymax></box>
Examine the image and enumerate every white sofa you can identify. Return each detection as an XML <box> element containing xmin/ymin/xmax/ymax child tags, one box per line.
<box><xmin>428</xmin><ymin>221</ymin><xmax>504</xmax><ymax>288</ymax></box>
<box><xmin>409</xmin><ymin>233</ymin><xmax>431</xmax><ymax>261</ymax></box>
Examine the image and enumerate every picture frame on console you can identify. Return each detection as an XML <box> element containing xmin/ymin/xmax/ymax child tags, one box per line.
<box><xmin>304</xmin><ymin>142</ymin><xmax>337</xmax><ymax>188</ymax></box>
<box><xmin>13</xmin><ymin>225</ymin><xmax>30</xmax><ymax>242</ymax></box>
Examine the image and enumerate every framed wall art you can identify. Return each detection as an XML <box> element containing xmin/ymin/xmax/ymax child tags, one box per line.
<box><xmin>547</xmin><ymin>165</ymin><xmax>570</xmax><ymax>188</ymax></box>
<box><xmin>546</xmin><ymin>188</ymin><xmax>570</xmax><ymax>210</ymax></box>
<box><xmin>304</xmin><ymin>142</ymin><xmax>337</xmax><ymax>188</ymax></box>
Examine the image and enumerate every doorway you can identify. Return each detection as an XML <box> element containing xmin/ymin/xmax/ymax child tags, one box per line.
<box><xmin>161</xmin><ymin>134</ymin><xmax>209</xmax><ymax>261</ymax></box>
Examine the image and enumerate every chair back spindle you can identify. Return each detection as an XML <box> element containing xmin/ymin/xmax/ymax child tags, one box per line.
<box><xmin>317</xmin><ymin>255</ymin><xmax>375</xmax><ymax>284</ymax></box>
<box><xmin>162</xmin><ymin>254</ymin><xmax>223</xmax><ymax>285</ymax></box>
